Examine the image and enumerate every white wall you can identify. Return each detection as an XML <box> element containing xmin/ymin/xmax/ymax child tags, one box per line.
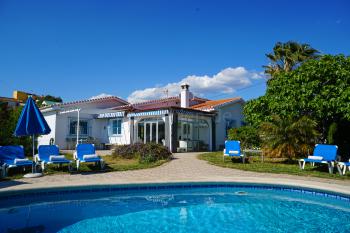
<box><xmin>38</xmin><ymin>98</ymin><xmax>129</xmax><ymax>149</ymax></box>
<box><xmin>108</xmin><ymin>118</ymin><xmax>130</xmax><ymax>145</ymax></box>
<box><xmin>38</xmin><ymin>113</ymin><xmax>57</xmax><ymax>146</ymax></box>
<box><xmin>55</xmin><ymin>113</ymin><xmax>68</xmax><ymax>148</ymax></box>
<box><xmin>92</xmin><ymin>119</ymin><xmax>109</xmax><ymax>144</ymax></box>
<box><xmin>215</xmin><ymin>102</ymin><xmax>244</xmax><ymax>150</ymax></box>
<box><xmin>38</xmin><ymin>112</ymin><xmax>129</xmax><ymax>149</ymax></box>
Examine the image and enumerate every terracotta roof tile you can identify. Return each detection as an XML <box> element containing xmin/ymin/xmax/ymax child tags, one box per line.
<box><xmin>191</xmin><ymin>97</ymin><xmax>243</xmax><ymax>111</ymax></box>
<box><xmin>110</xmin><ymin>96</ymin><xmax>208</xmax><ymax>111</ymax></box>
<box><xmin>40</xmin><ymin>96</ymin><xmax>129</xmax><ymax>110</ymax></box>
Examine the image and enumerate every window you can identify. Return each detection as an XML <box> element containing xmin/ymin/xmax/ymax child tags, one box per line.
<box><xmin>69</xmin><ymin>119</ymin><xmax>89</xmax><ymax>136</ymax></box>
<box><xmin>110</xmin><ymin>118</ymin><xmax>122</xmax><ymax>135</ymax></box>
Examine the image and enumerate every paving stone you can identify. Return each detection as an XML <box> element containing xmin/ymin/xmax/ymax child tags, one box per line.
<box><xmin>1</xmin><ymin>153</ymin><xmax>350</xmax><ymax>195</ymax></box>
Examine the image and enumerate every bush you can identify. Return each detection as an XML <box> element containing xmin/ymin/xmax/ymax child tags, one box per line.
<box><xmin>259</xmin><ymin>115</ymin><xmax>319</xmax><ymax>159</ymax></box>
<box><xmin>228</xmin><ymin>126</ymin><xmax>261</xmax><ymax>149</ymax></box>
<box><xmin>0</xmin><ymin>103</ymin><xmax>33</xmax><ymax>156</ymax></box>
<box><xmin>327</xmin><ymin>122</ymin><xmax>337</xmax><ymax>144</ymax></box>
<box><xmin>113</xmin><ymin>143</ymin><xmax>172</xmax><ymax>163</ymax></box>
<box><xmin>113</xmin><ymin>143</ymin><xmax>144</xmax><ymax>159</ymax></box>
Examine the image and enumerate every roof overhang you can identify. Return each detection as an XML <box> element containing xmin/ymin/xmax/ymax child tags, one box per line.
<box><xmin>213</xmin><ymin>98</ymin><xmax>245</xmax><ymax>110</ymax></box>
<box><xmin>40</xmin><ymin>96</ymin><xmax>129</xmax><ymax>113</ymax></box>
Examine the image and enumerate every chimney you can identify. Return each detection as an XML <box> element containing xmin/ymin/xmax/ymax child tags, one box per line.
<box><xmin>180</xmin><ymin>83</ymin><xmax>192</xmax><ymax>108</ymax></box>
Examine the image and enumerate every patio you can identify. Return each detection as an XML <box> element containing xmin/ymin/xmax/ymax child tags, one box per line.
<box><xmin>1</xmin><ymin>152</ymin><xmax>350</xmax><ymax>195</ymax></box>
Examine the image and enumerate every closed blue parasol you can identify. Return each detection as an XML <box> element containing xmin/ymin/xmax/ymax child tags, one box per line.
<box><xmin>14</xmin><ymin>96</ymin><xmax>51</xmax><ymax>176</ymax></box>
<box><xmin>15</xmin><ymin>96</ymin><xmax>51</xmax><ymax>136</ymax></box>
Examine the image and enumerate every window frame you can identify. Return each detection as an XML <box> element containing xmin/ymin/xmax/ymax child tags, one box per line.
<box><xmin>68</xmin><ymin>118</ymin><xmax>90</xmax><ymax>136</ymax></box>
<box><xmin>109</xmin><ymin>118</ymin><xmax>123</xmax><ymax>136</ymax></box>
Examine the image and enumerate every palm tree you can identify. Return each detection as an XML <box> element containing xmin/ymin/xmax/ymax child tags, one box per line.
<box><xmin>259</xmin><ymin>115</ymin><xmax>319</xmax><ymax>159</ymax></box>
<box><xmin>263</xmin><ymin>41</ymin><xmax>319</xmax><ymax>77</ymax></box>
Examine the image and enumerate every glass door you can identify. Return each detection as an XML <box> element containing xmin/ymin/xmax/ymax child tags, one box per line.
<box><xmin>138</xmin><ymin>118</ymin><xmax>166</xmax><ymax>144</ymax></box>
<box><xmin>145</xmin><ymin>123</ymin><xmax>151</xmax><ymax>143</ymax></box>
<box><xmin>145</xmin><ymin>122</ymin><xmax>158</xmax><ymax>143</ymax></box>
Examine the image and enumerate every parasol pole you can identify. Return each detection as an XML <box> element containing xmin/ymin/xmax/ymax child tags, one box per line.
<box><xmin>32</xmin><ymin>134</ymin><xmax>35</xmax><ymax>173</ymax></box>
<box><xmin>77</xmin><ymin>109</ymin><xmax>80</xmax><ymax>145</ymax></box>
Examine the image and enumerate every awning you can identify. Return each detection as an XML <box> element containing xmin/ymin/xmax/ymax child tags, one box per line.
<box><xmin>96</xmin><ymin>111</ymin><xmax>125</xmax><ymax>119</ymax></box>
<box><xmin>174</xmin><ymin>109</ymin><xmax>212</xmax><ymax>115</ymax></box>
<box><xmin>127</xmin><ymin>110</ymin><xmax>169</xmax><ymax>117</ymax></box>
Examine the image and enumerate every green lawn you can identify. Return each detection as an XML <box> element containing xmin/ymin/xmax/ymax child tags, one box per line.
<box><xmin>198</xmin><ymin>152</ymin><xmax>350</xmax><ymax>180</ymax></box>
<box><xmin>1</xmin><ymin>153</ymin><xmax>168</xmax><ymax>180</ymax></box>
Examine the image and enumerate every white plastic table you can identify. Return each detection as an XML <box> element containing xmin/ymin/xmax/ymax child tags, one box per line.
<box><xmin>243</xmin><ymin>149</ymin><xmax>264</xmax><ymax>162</ymax></box>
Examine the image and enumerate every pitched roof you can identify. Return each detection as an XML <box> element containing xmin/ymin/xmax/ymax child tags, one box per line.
<box><xmin>40</xmin><ymin>96</ymin><xmax>129</xmax><ymax>110</ymax></box>
<box><xmin>129</xmin><ymin>96</ymin><xmax>180</xmax><ymax>107</ymax></box>
<box><xmin>110</xmin><ymin>96</ymin><xmax>208</xmax><ymax>111</ymax></box>
<box><xmin>130</xmin><ymin>96</ymin><xmax>208</xmax><ymax>107</ymax></box>
<box><xmin>191</xmin><ymin>97</ymin><xmax>243</xmax><ymax>111</ymax></box>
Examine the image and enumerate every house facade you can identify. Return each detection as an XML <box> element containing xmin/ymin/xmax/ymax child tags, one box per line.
<box><xmin>38</xmin><ymin>84</ymin><xmax>244</xmax><ymax>152</ymax></box>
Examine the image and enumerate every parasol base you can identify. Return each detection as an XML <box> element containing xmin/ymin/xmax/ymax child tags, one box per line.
<box><xmin>23</xmin><ymin>173</ymin><xmax>43</xmax><ymax>178</ymax></box>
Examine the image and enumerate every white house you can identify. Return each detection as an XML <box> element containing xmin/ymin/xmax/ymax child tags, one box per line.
<box><xmin>38</xmin><ymin>84</ymin><xmax>244</xmax><ymax>152</ymax></box>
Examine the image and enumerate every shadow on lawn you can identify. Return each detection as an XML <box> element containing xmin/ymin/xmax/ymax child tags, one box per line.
<box><xmin>68</xmin><ymin>164</ymin><xmax>109</xmax><ymax>175</ymax></box>
<box><xmin>229</xmin><ymin>157</ymin><xmax>331</xmax><ymax>172</ymax></box>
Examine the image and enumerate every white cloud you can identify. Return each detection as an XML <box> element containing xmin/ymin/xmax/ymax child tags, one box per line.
<box><xmin>127</xmin><ymin>67</ymin><xmax>263</xmax><ymax>103</ymax></box>
<box><xmin>90</xmin><ymin>93</ymin><xmax>113</xmax><ymax>99</ymax></box>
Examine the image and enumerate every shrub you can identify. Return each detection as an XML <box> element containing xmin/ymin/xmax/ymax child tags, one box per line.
<box><xmin>112</xmin><ymin>143</ymin><xmax>141</xmax><ymax>159</ymax></box>
<box><xmin>113</xmin><ymin>143</ymin><xmax>172</xmax><ymax>163</ymax></box>
<box><xmin>0</xmin><ymin>104</ymin><xmax>33</xmax><ymax>156</ymax></box>
<box><xmin>327</xmin><ymin>122</ymin><xmax>337</xmax><ymax>144</ymax></box>
<box><xmin>259</xmin><ymin>115</ymin><xmax>319</xmax><ymax>159</ymax></box>
<box><xmin>138</xmin><ymin>143</ymin><xmax>172</xmax><ymax>163</ymax></box>
<box><xmin>228</xmin><ymin>126</ymin><xmax>261</xmax><ymax>149</ymax></box>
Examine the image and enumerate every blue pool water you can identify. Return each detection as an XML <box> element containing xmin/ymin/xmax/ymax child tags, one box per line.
<box><xmin>0</xmin><ymin>183</ymin><xmax>350</xmax><ymax>233</ymax></box>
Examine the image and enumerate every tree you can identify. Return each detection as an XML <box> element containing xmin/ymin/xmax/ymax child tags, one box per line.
<box><xmin>260</xmin><ymin>115</ymin><xmax>319</xmax><ymax>159</ymax></box>
<box><xmin>228</xmin><ymin>126</ymin><xmax>261</xmax><ymax>149</ymax></box>
<box><xmin>263</xmin><ymin>41</ymin><xmax>319</xmax><ymax>77</ymax></box>
<box><xmin>0</xmin><ymin>104</ymin><xmax>32</xmax><ymax>155</ymax></box>
<box><xmin>245</xmin><ymin>54</ymin><xmax>350</xmax><ymax>157</ymax></box>
<box><xmin>36</xmin><ymin>95</ymin><xmax>63</xmax><ymax>107</ymax></box>
<box><xmin>243</xmin><ymin>96</ymin><xmax>271</xmax><ymax>127</ymax></box>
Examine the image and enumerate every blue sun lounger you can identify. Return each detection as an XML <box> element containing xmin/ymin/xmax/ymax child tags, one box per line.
<box><xmin>337</xmin><ymin>160</ymin><xmax>350</xmax><ymax>176</ymax></box>
<box><xmin>74</xmin><ymin>144</ymin><xmax>104</xmax><ymax>170</ymax></box>
<box><xmin>223</xmin><ymin>140</ymin><xmax>246</xmax><ymax>163</ymax></box>
<box><xmin>298</xmin><ymin>144</ymin><xmax>338</xmax><ymax>174</ymax></box>
<box><xmin>35</xmin><ymin>145</ymin><xmax>72</xmax><ymax>171</ymax></box>
<box><xmin>0</xmin><ymin>145</ymin><xmax>34</xmax><ymax>176</ymax></box>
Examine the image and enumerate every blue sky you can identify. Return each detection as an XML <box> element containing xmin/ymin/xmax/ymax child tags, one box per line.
<box><xmin>0</xmin><ymin>0</ymin><xmax>349</xmax><ymax>103</ymax></box>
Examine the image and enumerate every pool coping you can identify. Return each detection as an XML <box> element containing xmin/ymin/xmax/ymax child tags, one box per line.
<box><xmin>0</xmin><ymin>181</ymin><xmax>349</xmax><ymax>202</ymax></box>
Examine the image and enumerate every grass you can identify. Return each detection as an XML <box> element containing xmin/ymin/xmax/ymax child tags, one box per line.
<box><xmin>198</xmin><ymin>151</ymin><xmax>350</xmax><ymax>180</ymax></box>
<box><xmin>1</xmin><ymin>153</ymin><xmax>169</xmax><ymax>181</ymax></box>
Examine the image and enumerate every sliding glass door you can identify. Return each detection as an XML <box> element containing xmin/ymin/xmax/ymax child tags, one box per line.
<box><xmin>137</xmin><ymin>118</ymin><xmax>165</xmax><ymax>145</ymax></box>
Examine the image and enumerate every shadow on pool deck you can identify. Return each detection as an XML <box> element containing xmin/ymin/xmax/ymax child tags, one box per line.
<box><xmin>0</xmin><ymin>180</ymin><xmax>29</xmax><ymax>189</ymax></box>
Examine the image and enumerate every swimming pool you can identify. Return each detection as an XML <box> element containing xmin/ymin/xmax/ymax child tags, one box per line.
<box><xmin>0</xmin><ymin>183</ymin><xmax>349</xmax><ymax>233</ymax></box>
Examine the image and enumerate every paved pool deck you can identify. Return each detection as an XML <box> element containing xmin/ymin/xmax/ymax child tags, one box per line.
<box><xmin>1</xmin><ymin>152</ymin><xmax>350</xmax><ymax>195</ymax></box>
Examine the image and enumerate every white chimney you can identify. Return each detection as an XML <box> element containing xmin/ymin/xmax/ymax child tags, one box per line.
<box><xmin>180</xmin><ymin>83</ymin><xmax>192</xmax><ymax>108</ymax></box>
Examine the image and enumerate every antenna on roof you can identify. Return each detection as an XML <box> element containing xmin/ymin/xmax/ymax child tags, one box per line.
<box><xmin>164</xmin><ymin>89</ymin><xmax>169</xmax><ymax>98</ymax></box>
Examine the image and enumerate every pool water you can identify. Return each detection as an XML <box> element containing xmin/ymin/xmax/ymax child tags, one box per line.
<box><xmin>0</xmin><ymin>184</ymin><xmax>349</xmax><ymax>233</ymax></box>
